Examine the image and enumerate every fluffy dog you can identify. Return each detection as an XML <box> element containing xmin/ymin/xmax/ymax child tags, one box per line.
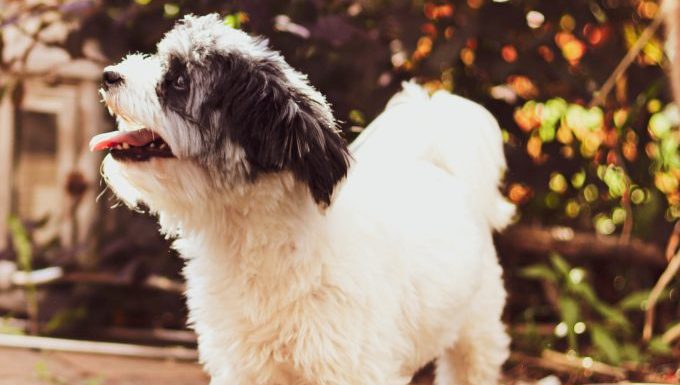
<box><xmin>90</xmin><ymin>14</ymin><xmax>514</xmax><ymax>385</ymax></box>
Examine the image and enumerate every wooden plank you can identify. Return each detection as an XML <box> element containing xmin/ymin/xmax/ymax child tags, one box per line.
<box><xmin>0</xmin><ymin>334</ymin><xmax>199</xmax><ymax>361</ymax></box>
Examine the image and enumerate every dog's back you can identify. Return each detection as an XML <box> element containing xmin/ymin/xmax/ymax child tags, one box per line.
<box><xmin>350</xmin><ymin>82</ymin><xmax>514</xmax><ymax>230</ymax></box>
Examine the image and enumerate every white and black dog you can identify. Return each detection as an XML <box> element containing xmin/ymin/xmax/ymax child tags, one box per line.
<box><xmin>90</xmin><ymin>14</ymin><xmax>514</xmax><ymax>385</ymax></box>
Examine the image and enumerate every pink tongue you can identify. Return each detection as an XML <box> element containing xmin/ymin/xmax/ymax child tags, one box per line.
<box><xmin>89</xmin><ymin>129</ymin><xmax>158</xmax><ymax>152</ymax></box>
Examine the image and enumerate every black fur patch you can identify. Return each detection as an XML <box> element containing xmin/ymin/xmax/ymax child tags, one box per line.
<box><xmin>159</xmin><ymin>50</ymin><xmax>350</xmax><ymax>206</ymax></box>
<box><xmin>157</xmin><ymin>56</ymin><xmax>194</xmax><ymax>122</ymax></box>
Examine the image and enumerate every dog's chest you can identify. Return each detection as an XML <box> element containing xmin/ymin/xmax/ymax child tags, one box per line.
<box><xmin>197</xmin><ymin>279</ymin><xmax>346</xmax><ymax>384</ymax></box>
<box><xmin>181</xmin><ymin>240</ymin><xmax>341</xmax><ymax>383</ymax></box>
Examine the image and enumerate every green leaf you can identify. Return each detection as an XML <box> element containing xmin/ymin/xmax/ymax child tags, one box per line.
<box><xmin>559</xmin><ymin>296</ymin><xmax>579</xmax><ymax>326</ymax></box>
<box><xmin>163</xmin><ymin>3</ymin><xmax>180</xmax><ymax>18</ymax></box>
<box><xmin>349</xmin><ymin>109</ymin><xmax>366</xmax><ymax>126</ymax></box>
<box><xmin>565</xmin><ymin>104</ymin><xmax>586</xmax><ymax>130</ymax></box>
<box><xmin>571</xmin><ymin>169</ymin><xmax>586</xmax><ymax>188</ymax></box>
<box><xmin>649</xmin><ymin>112</ymin><xmax>673</xmax><ymax>138</ymax></box>
<box><xmin>585</xmin><ymin>107</ymin><xmax>605</xmax><ymax>130</ymax></box>
<box><xmin>590</xmin><ymin>324</ymin><xmax>621</xmax><ymax>364</ymax></box>
<box><xmin>539</xmin><ymin>121</ymin><xmax>556</xmax><ymax>142</ymax></box>
<box><xmin>620</xmin><ymin>342</ymin><xmax>642</xmax><ymax>363</ymax></box>
<box><xmin>568</xmin><ymin>279</ymin><xmax>599</xmax><ymax>305</ymax></box>
<box><xmin>549</xmin><ymin>253</ymin><xmax>571</xmax><ymax>277</ymax></box>
<box><xmin>549</xmin><ymin>173</ymin><xmax>568</xmax><ymax>193</ymax></box>
<box><xmin>545</xmin><ymin>98</ymin><xmax>568</xmax><ymax>118</ymax></box>
<box><xmin>0</xmin><ymin>317</ymin><xmax>24</xmax><ymax>335</ymax></box>
<box><xmin>559</xmin><ymin>296</ymin><xmax>580</xmax><ymax>349</ymax></box>
<box><xmin>594</xmin><ymin>302</ymin><xmax>631</xmax><ymax>330</ymax></box>
<box><xmin>602</xmin><ymin>166</ymin><xmax>627</xmax><ymax>198</ymax></box>
<box><xmin>648</xmin><ymin>336</ymin><xmax>672</xmax><ymax>355</ymax></box>
<box><xmin>8</xmin><ymin>216</ymin><xmax>32</xmax><ymax>271</ymax></box>
<box><xmin>660</xmin><ymin>136</ymin><xmax>680</xmax><ymax>169</ymax></box>
<box><xmin>223</xmin><ymin>13</ymin><xmax>242</xmax><ymax>29</ymax></box>
<box><xmin>44</xmin><ymin>307</ymin><xmax>86</xmax><ymax>334</ymax></box>
<box><xmin>519</xmin><ymin>264</ymin><xmax>558</xmax><ymax>283</ymax></box>
<box><xmin>618</xmin><ymin>290</ymin><xmax>648</xmax><ymax>311</ymax></box>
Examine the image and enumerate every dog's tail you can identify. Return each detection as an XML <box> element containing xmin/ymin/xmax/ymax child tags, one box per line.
<box><xmin>351</xmin><ymin>82</ymin><xmax>514</xmax><ymax>230</ymax></box>
<box><xmin>427</xmin><ymin>85</ymin><xmax>515</xmax><ymax>230</ymax></box>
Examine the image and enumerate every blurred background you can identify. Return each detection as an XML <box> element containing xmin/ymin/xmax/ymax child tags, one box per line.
<box><xmin>0</xmin><ymin>0</ymin><xmax>679</xmax><ymax>384</ymax></box>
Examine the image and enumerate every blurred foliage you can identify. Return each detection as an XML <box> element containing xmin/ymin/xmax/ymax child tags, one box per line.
<box><xmin>519</xmin><ymin>252</ymin><xmax>673</xmax><ymax>364</ymax></box>
<box><xmin>1</xmin><ymin>0</ymin><xmax>680</xmax><ymax>376</ymax></box>
<box><xmin>8</xmin><ymin>216</ymin><xmax>39</xmax><ymax>333</ymax></box>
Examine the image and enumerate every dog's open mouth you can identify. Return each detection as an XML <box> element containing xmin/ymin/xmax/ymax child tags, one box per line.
<box><xmin>89</xmin><ymin>128</ymin><xmax>174</xmax><ymax>161</ymax></box>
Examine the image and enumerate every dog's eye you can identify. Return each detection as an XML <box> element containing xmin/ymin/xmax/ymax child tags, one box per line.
<box><xmin>172</xmin><ymin>75</ymin><xmax>187</xmax><ymax>90</ymax></box>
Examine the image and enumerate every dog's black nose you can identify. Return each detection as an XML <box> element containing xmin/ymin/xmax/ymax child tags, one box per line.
<box><xmin>102</xmin><ymin>71</ymin><xmax>124</xmax><ymax>90</ymax></box>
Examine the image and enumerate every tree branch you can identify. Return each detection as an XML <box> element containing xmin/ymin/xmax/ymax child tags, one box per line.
<box><xmin>643</xmin><ymin>229</ymin><xmax>680</xmax><ymax>341</ymax></box>
<box><xmin>497</xmin><ymin>225</ymin><xmax>666</xmax><ymax>267</ymax></box>
<box><xmin>589</xmin><ymin>7</ymin><xmax>666</xmax><ymax>107</ymax></box>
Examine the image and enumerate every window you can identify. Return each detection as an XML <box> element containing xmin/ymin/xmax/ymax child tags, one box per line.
<box><xmin>13</xmin><ymin>111</ymin><xmax>60</xmax><ymax>221</ymax></box>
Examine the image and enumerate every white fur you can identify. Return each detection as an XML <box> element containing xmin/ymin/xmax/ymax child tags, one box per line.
<box><xmin>100</xmin><ymin>19</ymin><xmax>512</xmax><ymax>384</ymax></box>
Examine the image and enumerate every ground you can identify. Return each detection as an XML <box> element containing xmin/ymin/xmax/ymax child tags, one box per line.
<box><xmin>0</xmin><ymin>346</ymin><xmax>439</xmax><ymax>385</ymax></box>
<box><xmin>0</xmin><ymin>347</ymin><xmax>208</xmax><ymax>385</ymax></box>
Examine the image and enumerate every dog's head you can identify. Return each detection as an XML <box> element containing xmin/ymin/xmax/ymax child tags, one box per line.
<box><xmin>92</xmin><ymin>14</ymin><xmax>349</xmax><ymax>213</ymax></box>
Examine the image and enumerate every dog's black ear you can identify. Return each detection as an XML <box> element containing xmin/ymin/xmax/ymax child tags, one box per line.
<box><xmin>261</xmin><ymin>96</ymin><xmax>350</xmax><ymax>206</ymax></box>
<box><xmin>204</xmin><ymin>53</ymin><xmax>350</xmax><ymax>206</ymax></box>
